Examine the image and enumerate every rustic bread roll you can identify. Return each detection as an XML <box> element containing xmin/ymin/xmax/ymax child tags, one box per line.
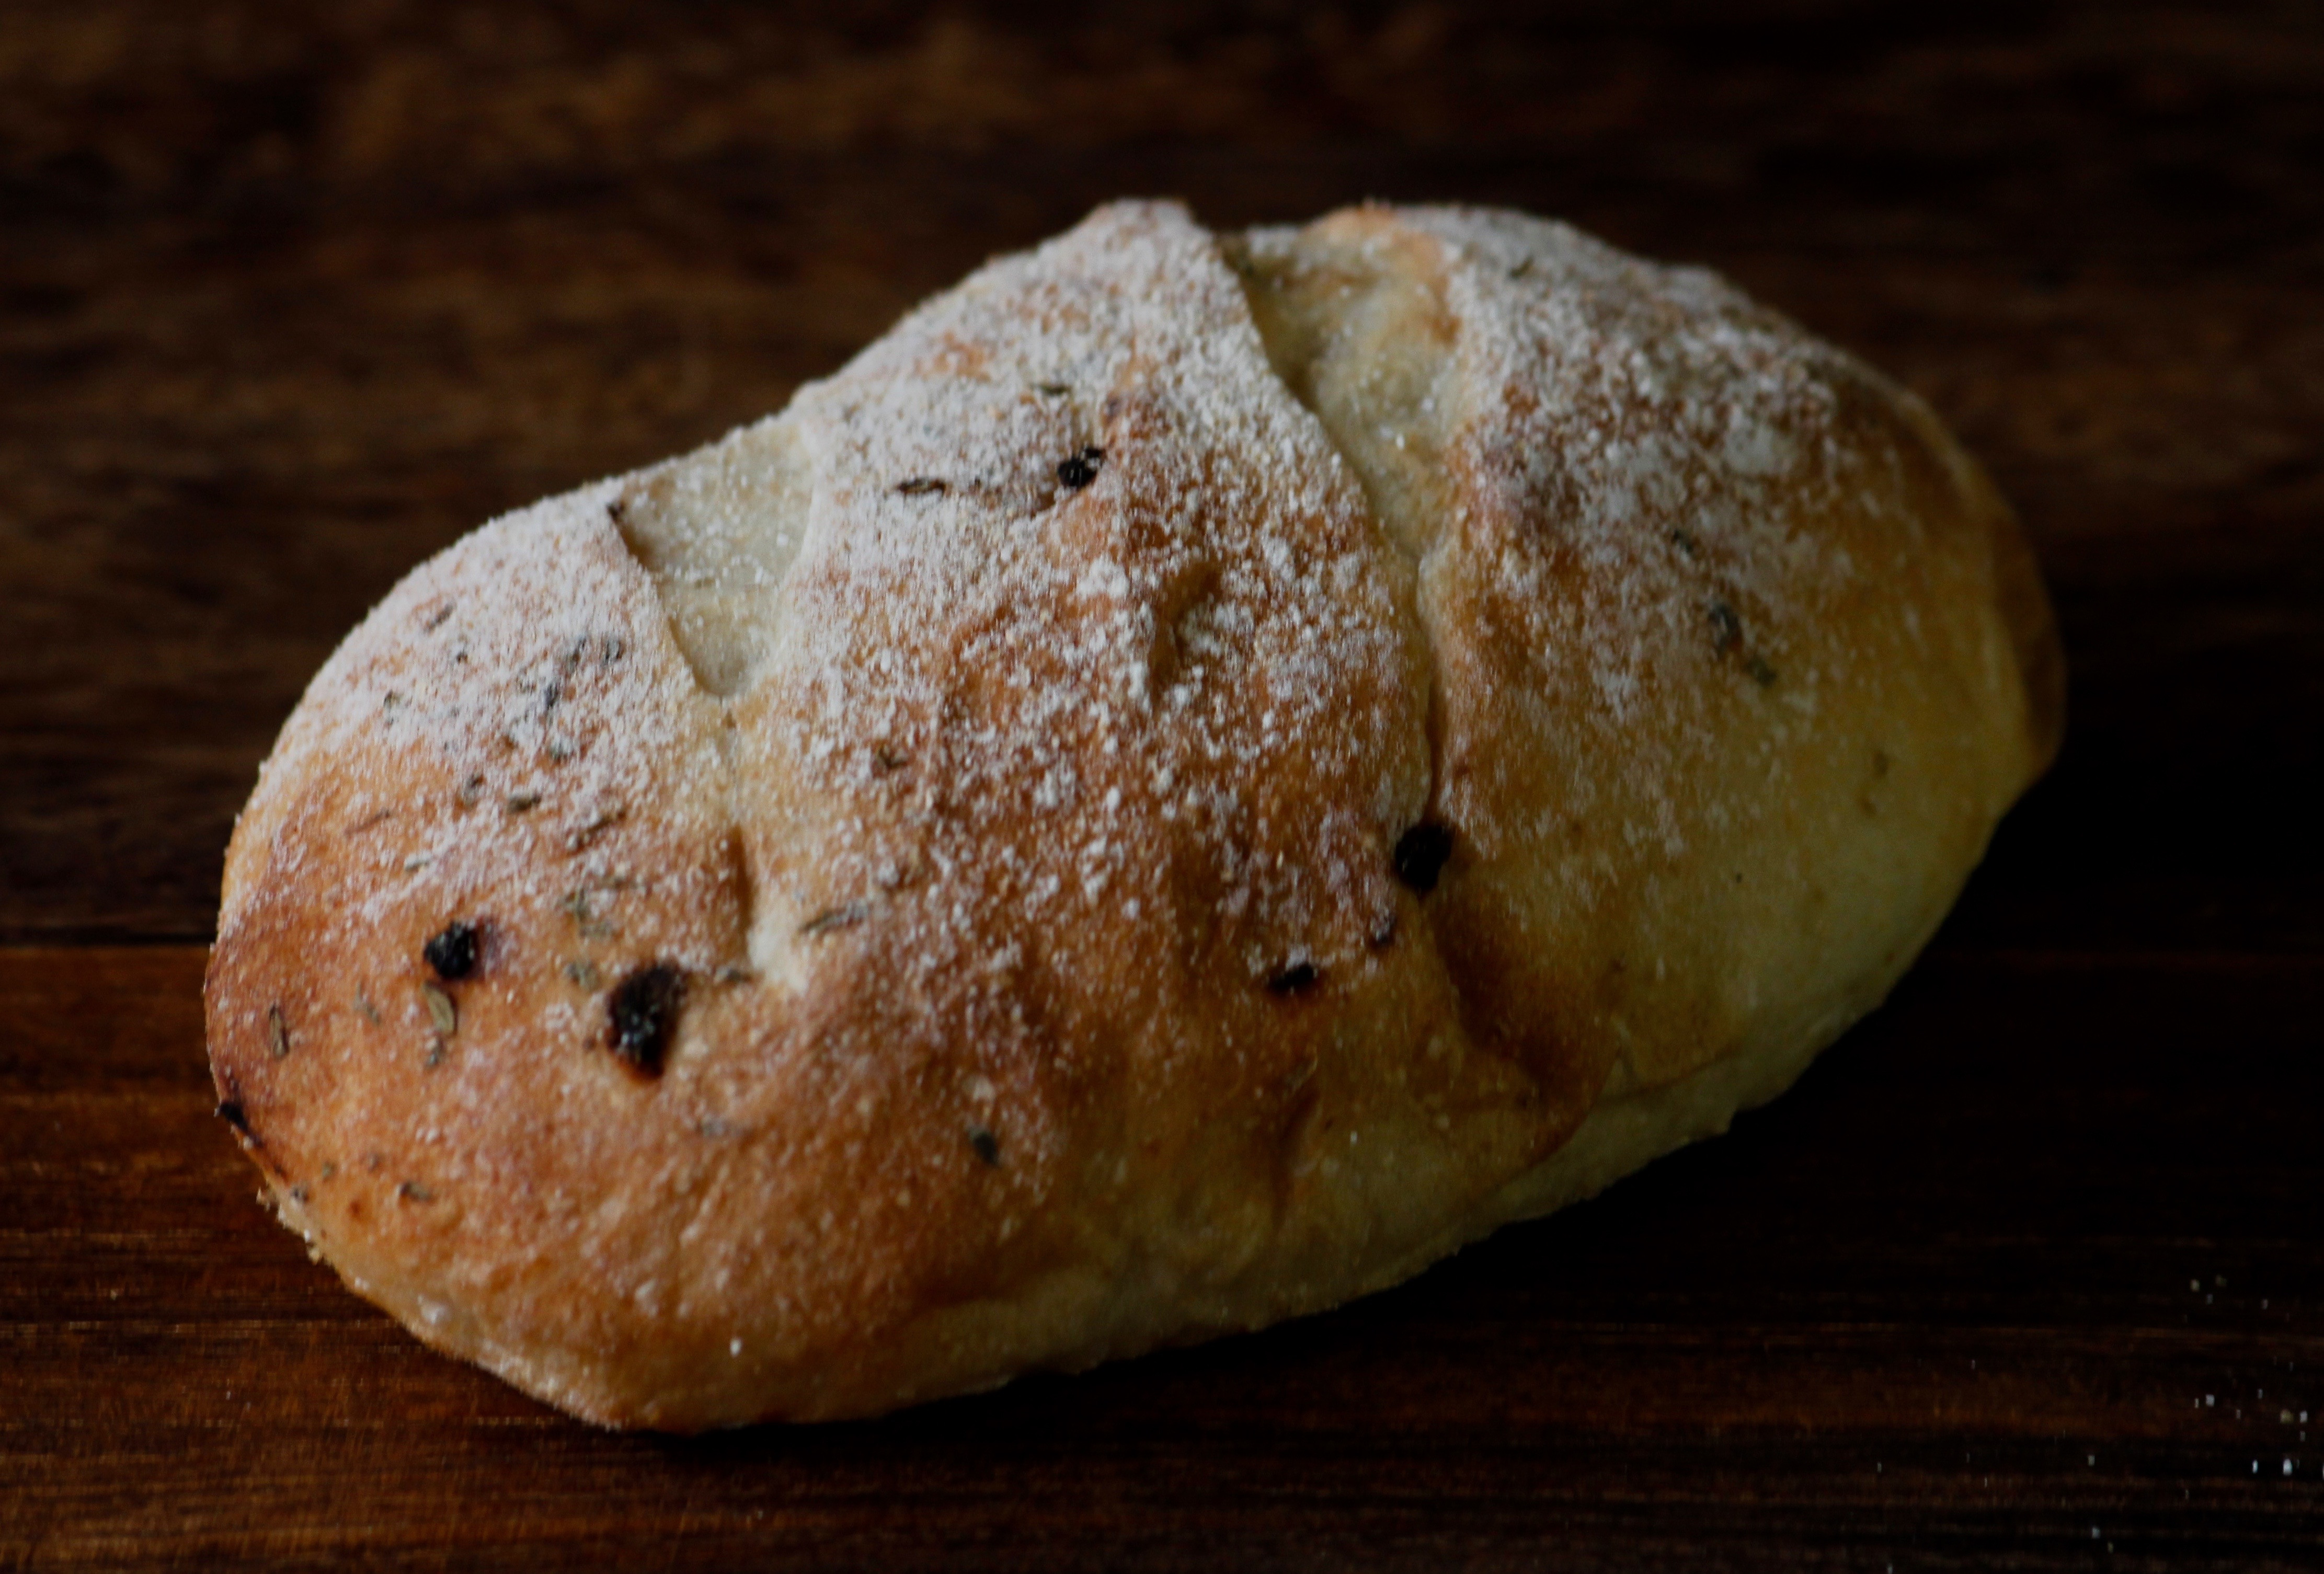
<box><xmin>206</xmin><ymin>200</ymin><xmax>2062</xmax><ymax>1429</ymax></box>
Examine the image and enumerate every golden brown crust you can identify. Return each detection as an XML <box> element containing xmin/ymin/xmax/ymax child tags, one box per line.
<box><xmin>207</xmin><ymin>201</ymin><xmax>2060</xmax><ymax>1428</ymax></box>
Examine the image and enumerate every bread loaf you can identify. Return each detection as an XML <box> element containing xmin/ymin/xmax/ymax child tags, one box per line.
<box><xmin>205</xmin><ymin>200</ymin><xmax>2063</xmax><ymax>1429</ymax></box>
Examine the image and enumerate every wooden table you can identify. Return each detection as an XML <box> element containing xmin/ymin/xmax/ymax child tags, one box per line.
<box><xmin>5</xmin><ymin>4</ymin><xmax>2320</xmax><ymax>1567</ymax></box>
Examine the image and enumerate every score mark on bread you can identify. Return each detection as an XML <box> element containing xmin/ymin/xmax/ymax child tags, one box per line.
<box><xmin>206</xmin><ymin>200</ymin><xmax>2060</xmax><ymax>1430</ymax></box>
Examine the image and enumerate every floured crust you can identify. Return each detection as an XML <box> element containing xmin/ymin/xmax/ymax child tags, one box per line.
<box><xmin>205</xmin><ymin>201</ymin><xmax>2061</xmax><ymax>1429</ymax></box>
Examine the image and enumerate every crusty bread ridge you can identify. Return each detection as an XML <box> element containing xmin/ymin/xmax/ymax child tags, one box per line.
<box><xmin>205</xmin><ymin>200</ymin><xmax>2062</xmax><ymax>1429</ymax></box>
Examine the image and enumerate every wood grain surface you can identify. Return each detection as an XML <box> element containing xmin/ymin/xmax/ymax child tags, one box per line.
<box><xmin>3</xmin><ymin>2</ymin><xmax>2320</xmax><ymax>1568</ymax></box>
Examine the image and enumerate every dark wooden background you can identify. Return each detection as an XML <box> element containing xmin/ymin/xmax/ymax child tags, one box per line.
<box><xmin>4</xmin><ymin>3</ymin><xmax>2321</xmax><ymax>1568</ymax></box>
